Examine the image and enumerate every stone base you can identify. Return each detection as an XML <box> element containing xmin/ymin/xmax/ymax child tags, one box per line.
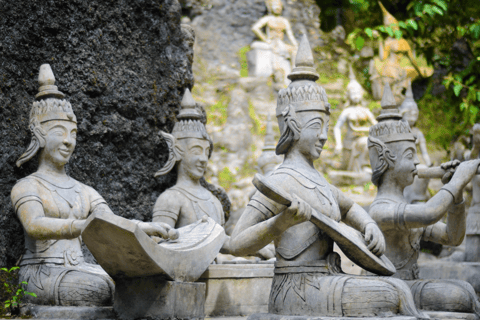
<box><xmin>199</xmin><ymin>264</ymin><xmax>274</xmax><ymax>317</ymax></box>
<box><xmin>114</xmin><ymin>275</ymin><xmax>205</xmax><ymax>320</ymax></box>
<box><xmin>418</xmin><ymin>261</ymin><xmax>480</xmax><ymax>295</ymax></box>
<box><xmin>247</xmin><ymin>313</ymin><xmax>416</xmax><ymax>320</ymax></box>
<box><xmin>20</xmin><ymin>305</ymin><xmax>114</xmax><ymax>319</ymax></box>
<box><xmin>423</xmin><ymin>311</ymin><xmax>478</xmax><ymax>320</ymax></box>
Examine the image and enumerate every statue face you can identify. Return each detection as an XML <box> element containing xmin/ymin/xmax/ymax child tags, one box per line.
<box><xmin>41</xmin><ymin>120</ymin><xmax>77</xmax><ymax>166</ymax></box>
<box><xmin>402</xmin><ymin>110</ymin><xmax>418</xmax><ymax>127</ymax></box>
<box><xmin>348</xmin><ymin>88</ymin><xmax>363</xmax><ymax>104</ymax></box>
<box><xmin>295</xmin><ymin>111</ymin><xmax>329</xmax><ymax>161</ymax></box>
<box><xmin>388</xmin><ymin>140</ymin><xmax>419</xmax><ymax>188</ymax></box>
<box><xmin>178</xmin><ymin>138</ymin><xmax>210</xmax><ymax>180</ymax></box>
<box><xmin>270</xmin><ymin>0</ymin><xmax>282</xmax><ymax>15</ymax></box>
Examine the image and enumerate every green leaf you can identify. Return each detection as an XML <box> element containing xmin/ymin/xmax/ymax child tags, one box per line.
<box><xmin>355</xmin><ymin>36</ymin><xmax>365</xmax><ymax>51</ymax></box>
<box><xmin>385</xmin><ymin>26</ymin><xmax>394</xmax><ymax>37</ymax></box>
<box><xmin>424</xmin><ymin>4</ymin><xmax>434</xmax><ymax>17</ymax></box>
<box><xmin>407</xmin><ymin>19</ymin><xmax>418</xmax><ymax>30</ymax></box>
<box><xmin>365</xmin><ymin>27</ymin><xmax>373</xmax><ymax>38</ymax></box>
<box><xmin>419</xmin><ymin>21</ymin><xmax>425</xmax><ymax>33</ymax></box>
<box><xmin>466</xmin><ymin>76</ymin><xmax>476</xmax><ymax>85</ymax></box>
<box><xmin>470</xmin><ymin>25</ymin><xmax>480</xmax><ymax>39</ymax></box>
<box><xmin>468</xmin><ymin>87</ymin><xmax>477</xmax><ymax>100</ymax></box>
<box><xmin>1</xmin><ymin>268</ymin><xmax>8</xmax><ymax>272</ymax></box>
<box><xmin>460</xmin><ymin>102</ymin><xmax>468</xmax><ymax>110</ymax></box>
<box><xmin>394</xmin><ymin>29</ymin><xmax>403</xmax><ymax>39</ymax></box>
<box><xmin>477</xmin><ymin>92</ymin><xmax>480</xmax><ymax>101</ymax></box>
<box><xmin>433</xmin><ymin>0</ymin><xmax>448</xmax><ymax>11</ymax></box>
<box><xmin>454</xmin><ymin>83</ymin><xmax>463</xmax><ymax>96</ymax></box>
<box><xmin>9</xmin><ymin>267</ymin><xmax>19</xmax><ymax>272</ymax></box>
<box><xmin>378</xmin><ymin>25</ymin><xmax>386</xmax><ymax>32</ymax></box>
<box><xmin>399</xmin><ymin>21</ymin><xmax>407</xmax><ymax>29</ymax></box>
<box><xmin>432</xmin><ymin>5</ymin><xmax>444</xmax><ymax>15</ymax></box>
<box><xmin>26</xmin><ymin>292</ymin><xmax>37</xmax><ymax>298</ymax></box>
<box><xmin>4</xmin><ymin>303</ymin><xmax>10</xmax><ymax>308</ymax></box>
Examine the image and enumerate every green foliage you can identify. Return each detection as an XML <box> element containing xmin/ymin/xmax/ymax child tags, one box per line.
<box><xmin>1</xmin><ymin>267</ymin><xmax>36</xmax><ymax>316</ymax></box>
<box><xmin>218</xmin><ymin>167</ymin><xmax>236</xmax><ymax>191</ymax></box>
<box><xmin>207</xmin><ymin>92</ymin><xmax>230</xmax><ymax>126</ymax></box>
<box><xmin>345</xmin><ymin>0</ymin><xmax>480</xmax><ymax>146</ymax></box>
<box><xmin>238</xmin><ymin>45</ymin><xmax>250</xmax><ymax>78</ymax></box>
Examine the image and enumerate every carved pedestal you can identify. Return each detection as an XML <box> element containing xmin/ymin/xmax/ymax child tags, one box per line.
<box><xmin>114</xmin><ymin>275</ymin><xmax>206</xmax><ymax>320</ymax></box>
<box><xmin>247</xmin><ymin>41</ymin><xmax>274</xmax><ymax>78</ymax></box>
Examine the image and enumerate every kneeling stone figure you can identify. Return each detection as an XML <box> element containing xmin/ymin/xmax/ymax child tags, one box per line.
<box><xmin>368</xmin><ymin>83</ymin><xmax>480</xmax><ymax>316</ymax></box>
<box><xmin>11</xmin><ymin>65</ymin><xmax>173</xmax><ymax>306</ymax></box>
<box><xmin>229</xmin><ymin>35</ymin><xmax>426</xmax><ymax>319</ymax></box>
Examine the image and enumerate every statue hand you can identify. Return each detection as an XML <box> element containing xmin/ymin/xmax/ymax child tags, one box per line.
<box><xmin>278</xmin><ymin>194</ymin><xmax>311</xmax><ymax>229</ymax></box>
<box><xmin>365</xmin><ymin>222</ymin><xmax>385</xmax><ymax>257</ymax></box>
<box><xmin>257</xmin><ymin>244</ymin><xmax>275</xmax><ymax>260</ymax></box>
<box><xmin>440</xmin><ymin>159</ymin><xmax>461</xmax><ymax>184</ymax></box>
<box><xmin>139</xmin><ymin>222</ymin><xmax>179</xmax><ymax>240</ymax></box>
<box><xmin>449</xmin><ymin>159</ymin><xmax>480</xmax><ymax>188</ymax></box>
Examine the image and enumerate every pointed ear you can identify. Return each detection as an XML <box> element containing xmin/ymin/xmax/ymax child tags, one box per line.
<box><xmin>154</xmin><ymin>131</ymin><xmax>180</xmax><ymax>177</ymax></box>
<box><xmin>32</xmin><ymin>124</ymin><xmax>46</xmax><ymax>148</ymax></box>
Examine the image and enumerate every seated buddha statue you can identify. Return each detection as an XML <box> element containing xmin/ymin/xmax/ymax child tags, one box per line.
<box><xmin>368</xmin><ymin>83</ymin><xmax>480</xmax><ymax>316</ymax></box>
<box><xmin>11</xmin><ymin>64</ymin><xmax>174</xmax><ymax>306</ymax></box>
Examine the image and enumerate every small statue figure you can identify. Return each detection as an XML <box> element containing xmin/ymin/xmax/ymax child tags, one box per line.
<box><xmin>399</xmin><ymin>81</ymin><xmax>432</xmax><ymax>204</ymax></box>
<box><xmin>11</xmin><ymin>64</ymin><xmax>174</xmax><ymax>307</ymax></box>
<box><xmin>333</xmin><ymin>66</ymin><xmax>377</xmax><ymax>172</ymax></box>
<box><xmin>464</xmin><ymin>123</ymin><xmax>480</xmax><ymax>262</ymax></box>
<box><xmin>250</xmin><ymin>0</ymin><xmax>298</xmax><ymax>85</ymax></box>
<box><xmin>229</xmin><ymin>35</ymin><xmax>426</xmax><ymax>319</ymax></box>
<box><xmin>368</xmin><ymin>83</ymin><xmax>480</xmax><ymax>315</ymax></box>
<box><xmin>152</xmin><ymin>89</ymin><xmax>235</xmax><ymax>253</ymax></box>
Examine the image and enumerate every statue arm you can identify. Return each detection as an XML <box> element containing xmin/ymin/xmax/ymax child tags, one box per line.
<box><xmin>403</xmin><ymin>190</ymin><xmax>455</xmax><ymax>228</ymax></box>
<box><xmin>252</xmin><ymin>16</ymin><xmax>270</xmax><ymax>42</ymax></box>
<box><xmin>422</xmin><ymin>200</ymin><xmax>466</xmax><ymax>246</ymax></box>
<box><xmin>367</xmin><ymin>109</ymin><xmax>378</xmax><ymax>125</ymax></box>
<box><xmin>284</xmin><ymin>19</ymin><xmax>297</xmax><ymax>47</ymax></box>
<box><xmin>152</xmin><ymin>190</ymin><xmax>182</xmax><ymax>228</ymax></box>
<box><xmin>416</xmin><ymin>131</ymin><xmax>432</xmax><ymax>166</ymax></box>
<box><xmin>334</xmin><ymin>111</ymin><xmax>348</xmax><ymax>151</ymax></box>
<box><xmin>229</xmin><ymin>192</ymin><xmax>289</xmax><ymax>256</ymax></box>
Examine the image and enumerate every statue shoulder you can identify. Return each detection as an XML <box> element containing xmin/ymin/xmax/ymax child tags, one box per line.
<box><xmin>11</xmin><ymin>175</ymin><xmax>42</xmax><ymax>198</ymax></box>
<box><xmin>154</xmin><ymin>188</ymin><xmax>188</xmax><ymax>210</ymax></box>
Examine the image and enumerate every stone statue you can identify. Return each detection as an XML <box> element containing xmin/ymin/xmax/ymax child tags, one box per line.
<box><xmin>229</xmin><ymin>35</ymin><xmax>426</xmax><ymax>319</ymax></box>
<box><xmin>152</xmin><ymin>88</ymin><xmax>234</xmax><ymax>253</ymax></box>
<box><xmin>464</xmin><ymin>123</ymin><xmax>480</xmax><ymax>262</ymax></box>
<box><xmin>334</xmin><ymin>66</ymin><xmax>377</xmax><ymax>172</ymax></box>
<box><xmin>371</xmin><ymin>1</ymin><xmax>432</xmax><ymax>100</ymax></box>
<box><xmin>399</xmin><ymin>81</ymin><xmax>432</xmax><ymax>204</ymax></box>
<box><xmin>250</xmin><ymin>0</ymin><xmax>298</xmax><ymax>85</ymax></box>
<box><xmin>11</xmin><ymin>64</ymin><xmax>174</xmax><ymax>307</ymax></box>
<box><xmin>368</xmin><ymin>83</ymin><xmax>480</xmax><ymax>316</ymax></box>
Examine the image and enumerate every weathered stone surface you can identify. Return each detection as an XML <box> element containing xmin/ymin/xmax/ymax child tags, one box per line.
<box><xmin>0</xmin><ymin>0</ymin><xmax>193</xmax><ymax>267</ymax></box>
<box><xmin>114</xmin><ymin>277</ymin><xmax>205</xmax><ymax>320</ymax></box>
<box><xmin>248</xmin><ymin>314</ymin><xmax>416</xmax><ymax>320</ymax></box>
<box><xmin>199</xmin><ymin>264</ymin><xmax>274</xmax><ymax>316</ymax></box>
<box><xmin>20</xmin><ymin>305</ymin><xmax>114</xmax><ymax>319</ymax></box>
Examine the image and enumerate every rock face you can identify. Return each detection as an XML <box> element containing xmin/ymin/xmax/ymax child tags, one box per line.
<box><xmin>0</xmin><ymin>0</ymin><xmax>194</xmax><ymax>267</ymax></box>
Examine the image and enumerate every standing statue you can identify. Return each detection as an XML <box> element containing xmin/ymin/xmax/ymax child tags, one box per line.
<box><xmin>229</xmin><ymin>35</ymin><xmax>426</xmax><ymax>319</ymax></box>
<box><xmin>11</xmin><ymin>64</ymin><xmax>174</xmax><ymax>307</ymax></box>
<box><xmin>399</xmin><ymin>81</ymin><xmax>432</xmax><ymax>204</ymax></box>
<box><xmin>368</xmin><ymin>83</ymin><xmax>480</xmax><ymax>316</ymax></box>
<box><xmin>370</xmin><ymin>1</ymin><xmax>432</xmax><ymax>100</ymax></box>
<box><xmin>250</xmin><ymin>0</ymin><xmax>298</xmax><ymax>85</ymax></box>
<box><xmin>334</xmin><ymin>66</ymin><xmax>377</xmax><ymax>172</ymax></box>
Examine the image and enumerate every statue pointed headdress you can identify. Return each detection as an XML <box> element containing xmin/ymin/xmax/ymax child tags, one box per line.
<box><xmin>276</xmin><ymin>34</ymin><xmax>330</xmax><ymax>155</ymax></box>
<box><xmin>16</xmin><ymin>64</ymin><xmax>76</xmax><ymax>167</ymax></box>
<box><xmin>154</xmin><ymin>88</ymin><xmax>212</xmax><ymax>177</ymax></box>
<box><xmin>368</xmin><ymin>83</ymin><xmax>415</xmax><ymax>185</ymax></box>
<box><xmin>378</xmin><ymin>1</ymin><xmax>399</xmax><ymax>31</ymax></box>
<box><xmin>398</xmin><ymin>80</ymin><xmax>419</xmax><ymax>115</ymax></box>
<box><xmin>346</xmin><ymin>64</ymin><xmax>365</xmax><ymax>99</ymax></box>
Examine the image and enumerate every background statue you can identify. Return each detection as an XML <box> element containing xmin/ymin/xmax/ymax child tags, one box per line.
<box><xmin>368</xmin><ymin>83</ymin><xmax>480</xmax><ymax>316</ymax></box>
<box><xmin>250</xmin><ymin>0</ymin><xmax>298</xmax><ymax>85</ymax></box>
<box><xmin>334</xmin><ymin>66</ymin><xmax>377</xmax><ymax>172</ymax></box>
<box><xmin>399</xmin><ymin>81</ymin><xmax>432</xmax><ymax>204</ymax></box>
<box><xmin>229</xmin><ymin>35</ymin><xmax>426</xmax><ymax>319</ymax></box>
<box><xmin>11</xmin><ymin>64</ymin><xmax>173</xmax><ymax>307</ymax></box>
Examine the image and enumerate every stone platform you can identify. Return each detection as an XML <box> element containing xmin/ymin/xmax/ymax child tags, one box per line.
<box><xmin>20</xmin><ymin>305</ymin><xmax>115</xmax><ymax>319</ymax></box>
<box><xmin>199</xmin><ymin>263</ymin><xmax>274</xmax><ymax>316</ymax></box>
<box><xmin>247</xmin><ymin>314</ymin><xmax>416</xmax><ymax>320</ymax></box>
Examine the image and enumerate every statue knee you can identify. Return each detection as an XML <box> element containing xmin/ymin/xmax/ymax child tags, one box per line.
<box><xmin>58</xmin><ymin>271</ymin><xmax>113</xmax><ymax>306</ymax></box>
<box><xmin>420</xmin><ymin>282</ymin><xmax>474</xmax><ymax>313</ymax></box>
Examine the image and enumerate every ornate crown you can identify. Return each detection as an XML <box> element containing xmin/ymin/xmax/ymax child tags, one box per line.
<box><xmin>171</xmin><ymin>88</ymin><xmax>208</xmax><ymax>140</ymax></box>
